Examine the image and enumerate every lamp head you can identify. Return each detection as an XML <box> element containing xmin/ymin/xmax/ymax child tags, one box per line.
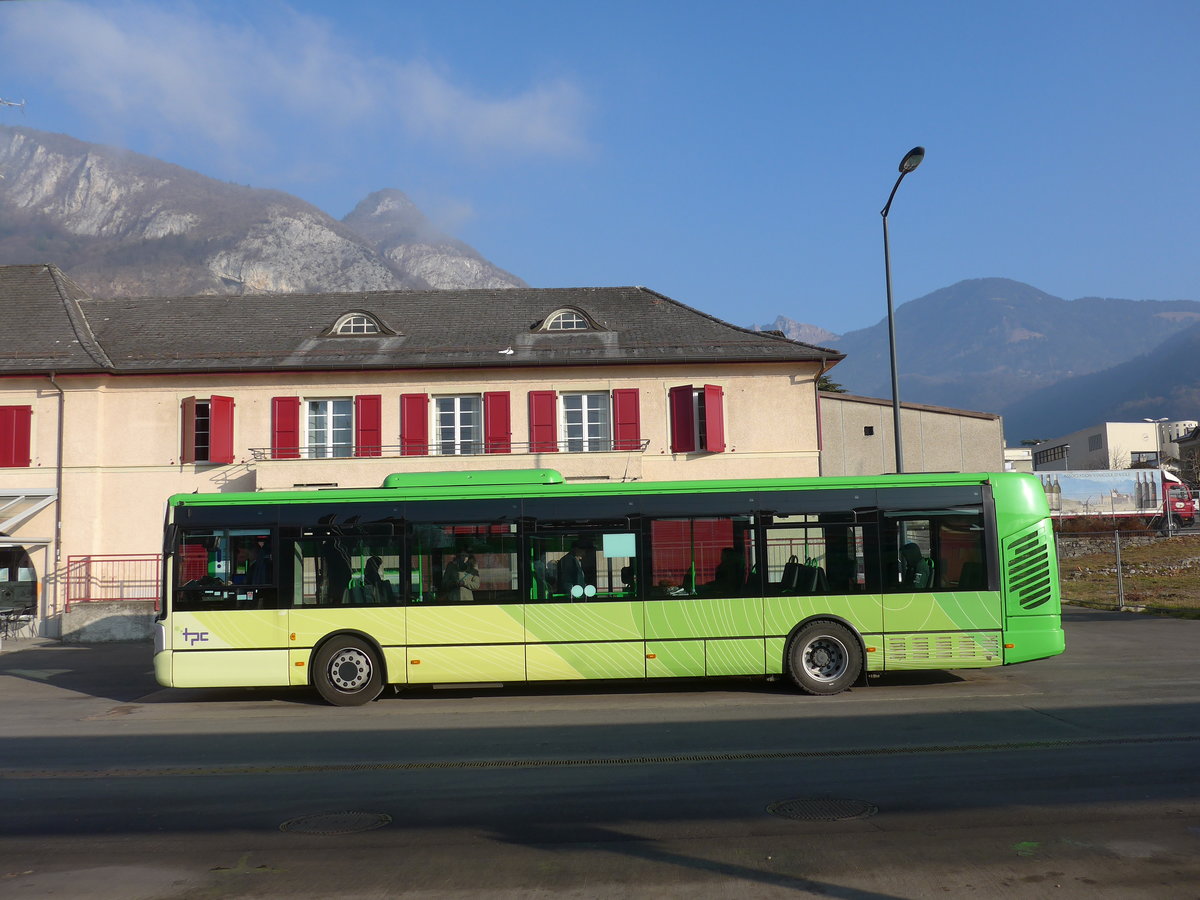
<box><xmin>899</xmin><ymin>146</ymin><xmax>925</xmax><ymax>174</ymax></box>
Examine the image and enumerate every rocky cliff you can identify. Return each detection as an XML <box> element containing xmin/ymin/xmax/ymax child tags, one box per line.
<box><xmin>342</xmin><ymin>189</ymin><xmax>526</xmax><ymax>290</ymax></box>
<box><xmin>0</xmin><ymin>125</ymin><xmax>524</xmax><ymax>297</ymax></box>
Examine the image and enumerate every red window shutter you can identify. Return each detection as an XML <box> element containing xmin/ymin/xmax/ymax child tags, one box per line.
<box><xmin>400</xmin><ymin>393</ymin><xmax>429</xmax><ymax>456</ymax></box>
<box><xmin>484</xmin><ymin>391</ymin><xmax>512</xmax><ymax>454</ymax></box>
<box><xmin>271</xmin><ymin>397</ymin><xmax>301</xmax><ymax>460</ymax></box>
<box><xmin>354</xmin><ymin>394</ymin><xmax>382</xmax><ymax>457</ymax></box>
<box><xmin>668</xmin><ymin>385</ymin><xmax>695</xmax><ymax>453</ymax></box>
<box><xmin>180</xmin><ymin>397</ymin><xmax>198</xmax><ymax>464</ymax></box>
<box><xmin>612</xmin><ymin>388</ymin><xmax>641</xmax><ymax>451</ymax></box>
<box><xmin>209</xmin><ymin>396</ymin><xmax>235</xmax><ymax>464</ymax></box>
<box><xmin>0</xmin><ymin>406</ymin><xmax>32</xmax><ymax>468</ymax></box>
<box><xmin>528</xmin><ymin>391</ymin><xmax>558</xmax><ymax>453</ymax></box>
<box><xmin>703</xmin><ymin>384</ymin><xmax>725</xmax><ymax>453</ymax></box>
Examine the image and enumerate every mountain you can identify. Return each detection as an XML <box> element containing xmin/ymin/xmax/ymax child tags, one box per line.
<box><xmin>751</xmin><ymin>315</ymin><xmax>840</xmax><ymax>347</ymax></box>
<box><xmin>342</xmin><ymin>189</ymin><xmax>526</xmax><ymax>290</ymax></box>
<box><xmin>998</xmin><ymin>319</ymin><xmax>1200</xmax><ymax>441</ymax></box>
<box><xmin>0</xmin><ymin>125</ymin><xmax>523</xmax><ymax>297</ymax></box>
<box><xmin>820</xmin><ymin>278</ymin><xmax>1200</xmax><ymax>432</ymax></box>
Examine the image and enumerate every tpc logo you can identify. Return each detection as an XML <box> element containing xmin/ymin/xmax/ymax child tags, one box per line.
<box><xmin>181</xmin><ymin>627</ymin><xmax>209</xmax><ymax>646</ymax></box>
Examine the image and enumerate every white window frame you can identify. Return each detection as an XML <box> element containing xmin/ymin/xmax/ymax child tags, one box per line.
<box><xmin>306</xmin><ymin>398</ymin><xmax>353</xmax><ymax>459</ymax></box>
<box><xmin>691</xmin><ymin>388</ymin><xmax>709</xmax><ymax>451</ymax></box>
<box><xmin>561</xmin><ymin>392</ymin><xmax>611</xmax><ymax>452</ymax></box>
<box><xmin>434</xmin><ymin>394</ymin><xmax>483</xmax><ymax>456</ymax></box>
<box><xmin>334</xmin><ymin>313</ymin><xmax>381</xmax><ymax>335</ymax></box>
<box><xmin>544</xmin><ymin>310</ymin><xmax>589</xmax><ymax>331</ymax></box>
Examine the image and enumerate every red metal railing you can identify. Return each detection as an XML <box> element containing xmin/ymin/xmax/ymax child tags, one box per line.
<box><xmin>65</xmin><ymin>555</ymin><xmax>162</xmax><ymax>612</ymax></box>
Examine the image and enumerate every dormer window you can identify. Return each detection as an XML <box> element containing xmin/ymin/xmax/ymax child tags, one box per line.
<box><xmin>543</xmin><ymin>309</ymin><xmax>590</xmax><ymax>331</ymax></box>
<box><xmin>333</xmin><ymin>313</ymin><xmax>382</xmax><ymax>335</ymax></box>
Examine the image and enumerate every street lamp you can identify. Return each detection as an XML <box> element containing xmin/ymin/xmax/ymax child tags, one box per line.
<box><xmin>1144</xmin><ymin>417</ymin><xmax>1168</xmax><ymax>467</ymax></box>
<box><xmin>881</xmin><ymin>146</ymin><xmax>925</xmax><ymax>474</ymax></box>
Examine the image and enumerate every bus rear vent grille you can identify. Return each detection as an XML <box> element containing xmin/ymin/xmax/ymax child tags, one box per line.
<box><xmin>1006</xmin><ymin>530</ymin><xmax>1053</xmax><ymax>611</ymax></box>
<box><xmin>885</xmin><ymin>632</ymin><xmax>1000</xmax><ymax>662</ymax></box>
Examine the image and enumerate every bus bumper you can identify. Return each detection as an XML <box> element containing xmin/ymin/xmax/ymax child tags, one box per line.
<box><xmin>1004</xmin><ymin>615</ymin><xmax>1065</xmax><ymax>664</ymax></box>
<box><xmin>153</xmin><ymin>622</ymin><xmax>172</xmax><ymax>687</ymax></box>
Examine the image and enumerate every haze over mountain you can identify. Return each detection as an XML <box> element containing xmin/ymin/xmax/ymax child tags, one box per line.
<box><xmin>0</xmin><ymin>125</ymin><xmax>524</xmax><ymax>297</ymax></box>
<box><xmin>342</xmin><ymin>189</ymin><xmax>526</xmax><ymax>290</ymax></box>
<box><xmin>998</xmin><ymin>318</ymin><xmax>1200</xmax><ymax>442</ymax></box>
<box><xmin>805</xmin><ymin>278</ymin><xmax>1200</xmax><ymax>441</ymax></box>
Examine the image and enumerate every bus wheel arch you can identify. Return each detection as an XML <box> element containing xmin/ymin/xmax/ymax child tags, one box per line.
<box><xmin>784</xmin><ymin>617</ymin><xmax>865</xmax><ymax>696</ymax></box>
<box><xmin>310</xmin><ymin>632</ymin><xmax>386</xmax><ymax>707</ymax></box>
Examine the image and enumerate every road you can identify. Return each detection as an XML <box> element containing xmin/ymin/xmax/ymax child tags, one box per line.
<box><xmin>1</xmin><ymin>607</ymin><xmax>1198</xmax><ymax>899</ymax></box>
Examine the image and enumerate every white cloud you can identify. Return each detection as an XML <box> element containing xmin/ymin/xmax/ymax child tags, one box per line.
<box><xmin>0</xmin><ymin>0</ymin><xmax>589</xmax><ymax>161</ymax></box>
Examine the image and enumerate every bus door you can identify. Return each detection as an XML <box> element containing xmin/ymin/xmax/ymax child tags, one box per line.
<box><xmin>645</xmin><ymin>514</ymin><xmax>764</xmax><ymax>678</ymax></box>
<box><xmin>286</xmin><ymin>522</ymin><xmax>406</xmax><ymax>686</ymax></box>
<box><xmin>168</xmin><ymin>528</ymin><xmax>290</xmax><ymax>687</ymax></box>
<box><xmin>404</xmin><ymin>521</ymin><xmax>525</xmax><ymax>684</ymax></box>
<box><xmin>526</xmin><ymin>522</ymin><xmax>644</xmax><ymax>680</ymax></box>
<box><xmin>880</xmin><ymin>506</ymin><xmax>1001</xmax><ymax>668</ymax></box>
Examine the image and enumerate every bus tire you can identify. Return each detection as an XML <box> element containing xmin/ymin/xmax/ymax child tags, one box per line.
<box><xmin>787</xmin><ymin>621</ymin><xmax>862</xmax><ymax>696</ymax></box>
<box><xmin>312</xmin><ymin>636</ymin><xmax>384</xmax><ymax>706</ymax></box>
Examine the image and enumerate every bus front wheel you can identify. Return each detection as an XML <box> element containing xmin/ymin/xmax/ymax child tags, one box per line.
<box><xmin>313</xmin><ymin>637</ymin><xmax>384</xmax><ymax>706</ymax></box>
<box><xmin>787</xmin><ymin>621</ymin><xmax>863</xmax><ymax>696</ymax></box>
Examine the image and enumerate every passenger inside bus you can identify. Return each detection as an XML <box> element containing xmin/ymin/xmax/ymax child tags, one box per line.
<box><xmin>440</xmin><ymin>550</ymin><xmax>480</xmax><ymax>602</ymax></box>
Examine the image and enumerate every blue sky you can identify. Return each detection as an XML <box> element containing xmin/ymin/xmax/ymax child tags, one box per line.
<box><xmin>1</xmin><ymin>0</ymin><xmax>1197</xmax><ymax>334</ymax></box>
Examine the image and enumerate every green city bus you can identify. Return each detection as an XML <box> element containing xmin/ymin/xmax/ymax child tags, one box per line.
<box><xmin>154</xmin><ymin>469</ymin><xmax>1064</xmax><ymax>706</ymax></box>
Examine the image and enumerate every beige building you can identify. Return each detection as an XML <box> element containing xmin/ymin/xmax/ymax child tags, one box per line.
<box><xmin>0</xmin><ymin>265</ymin><xmax>845</xmax><ymax>635</ymax></box>
<box><xmin>817</xmin><ymin>392</ymin><xmax>1004</xmax><ymax>477</ymax></box>
<box><xmin>1031</xmin><ymin>420</ymin><xmax>1198</xmax><ymax>472</ymax></box>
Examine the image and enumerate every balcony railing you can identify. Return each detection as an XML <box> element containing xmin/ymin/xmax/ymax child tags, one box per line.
<box><xmin>65</xmin><ymin>555</ymin><xmax>162</xmax><ymax>611</ymax></box>
<box><xmin>249</xmin><ymin>439</ymin><xmax>650</xmax><ymax>461</ymax></box>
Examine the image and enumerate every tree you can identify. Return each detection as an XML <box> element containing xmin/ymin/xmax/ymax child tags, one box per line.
<box><xmin>817</xmin><ymin>374</ymin><xmax>846</xmax><ymax>393</ymax></box>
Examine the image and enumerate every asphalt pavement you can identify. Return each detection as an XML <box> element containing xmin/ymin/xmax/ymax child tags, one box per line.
<box><xmin>1</xmin><ymin>610</ymin><xmax>1198</xmax><ymax>899</ymax></box>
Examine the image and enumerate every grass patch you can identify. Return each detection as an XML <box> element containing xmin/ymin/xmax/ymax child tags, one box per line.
<box><xmin>1059</xmin><ymin>534</ymin><xmax>1200</xmax><ymax>617</ymax></box>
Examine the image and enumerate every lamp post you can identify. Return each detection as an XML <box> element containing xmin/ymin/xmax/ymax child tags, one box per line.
<box><xmin>1144</xmin><ymin>417</ymin><xmax>1168</xmax><ymax>467</ymax></box>
<box><xmin>881</xmin><ymin>146</ymin><xmax>925</xmax><ymax>474</ymax></box>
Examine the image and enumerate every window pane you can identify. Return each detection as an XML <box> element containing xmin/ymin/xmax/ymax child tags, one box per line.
<box><xmin>338</xmin><ymin>315</ymin><xmax>379</xmax><ymax>334</ymax></box>
<box><xmin>879</xmin><ymin>509</ymin><xmax>986</xmax><ymax>592</ymax></box>
<box><xmin>763</xmin><ymin>515</ymin><xmax>866</xmax><ymax>595</ymax></box>
<box><xmin>547</xmin><ymin>311</ymin><xmax>587</xmax><ymax>330</ymax></box>
<box><xmin>562</xmin><ymin>392</ymin><xmax>610</xmax><ymax>452</ymax></box>
<box><xmin>434</xmin><ymin>396</ymin><xmax>482</xmax><ymax>455</ymax></box>
<box><xmin>306</xmin><ymin>399</ymin><xmax>353</xmax><ymax>459</ymax></box>
<box><xmin>175</xmin><ymin>529</ymin><xmax>278</xmax><ymax>610</ymax></box>
<box><xmin>648</xmin><ymin>516</ymin><xmax>756</xmax><ymax>598</ymax></box>
<box><xmin>409</xmin><ymin>523</ymin><xmax>518</xmax><ymax>605</ymax></box>
<box><xmin>531</xmin><ymin>530</ymin><xmax>637</xmax><ymax>602</ymax></box>
<box><xmin>194</xmin><ymin>400</ymin><xmax>211</xmax><ymax>462</ymax></box>
<box><xmin>291</xmin><ymin>532</ymin><xmax>402</xmax><ymax>607</ymax></box>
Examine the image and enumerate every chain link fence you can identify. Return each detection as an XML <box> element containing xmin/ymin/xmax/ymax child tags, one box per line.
<box><xmin>1055</xmin><ymin>529</ymin><xmax>1200</xmax><ymax>615</ymax></box>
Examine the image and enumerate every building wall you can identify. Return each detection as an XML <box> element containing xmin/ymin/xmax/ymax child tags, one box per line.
<box><xmin>1032</xmin><ymin>422</ymin><xmax>1167</xmax><ymax>471</ymax></box>
<box><xmin>0</xmin><ymin>361</ymin><xmax>823</xmax><ymax>630</ymax></box>
<box><xmin>818</xmin><ymin>393</ymin><xmax>1003</xmax><ymax>476</ymax></box>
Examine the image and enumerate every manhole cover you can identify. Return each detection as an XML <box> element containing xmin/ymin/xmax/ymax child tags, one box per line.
<box><xmin>279</xmin><ymin>811</ymin><xmax>392</xmax><ymax>834</ymax></box>
<box><xmin>766</xmin><ymin>798</ymin><xmax>878</xmax><ymax>821</ymax></box>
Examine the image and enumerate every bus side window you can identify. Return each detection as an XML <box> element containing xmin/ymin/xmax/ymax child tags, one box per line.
<box><xmin>646</xmin><ymin>516</ymin><xmax>755</xmax><ymax>599</ymax></box>
<box><xmin>761</xmin><ymin>516</ymin><xmax>863</xmax><ymax>596</ymax></box>
<box><xmin>175</xmin><ymin>529</ymin><xmax>279</xmax><ymax>611</ymax></box>
<box><xmin>881</xmin><ymin>510</ymin><xmax>987</xmax><ymax>592</ymax></box>
<box><xmin>408</xmin><ymin>522</ymin><xmax>519</xmax><ymax>605</ymax></box>
<box><xmin>529</xmin><ymin>530</ymin><xmax>638</xmax><ymax>603</ymax></box>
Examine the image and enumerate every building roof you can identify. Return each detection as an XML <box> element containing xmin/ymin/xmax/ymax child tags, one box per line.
<box><xmin>0</xmin><ymin>264</ymin><xmax>112</xmax><ymax>371</ymax></box>
<box><xmin>819</xmin><ymin>390</ymin><xmax>1001</xmax><ymax>421</ymax></box>
<box><xmin>0</xmin><ymin>265</ymin><xmax>843</xmax><ymax>375</ymax></box>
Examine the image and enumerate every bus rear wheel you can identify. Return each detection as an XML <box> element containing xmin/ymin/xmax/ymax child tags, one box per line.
<box><xmin>313</xmin><ymin>637</ymin><xmax>384</xmax><ymax>706</ymax></box>
<box><xmin>787</xmin><ymin>621</ymin><xmax>863</xmax><ymax>696</ymax></box>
